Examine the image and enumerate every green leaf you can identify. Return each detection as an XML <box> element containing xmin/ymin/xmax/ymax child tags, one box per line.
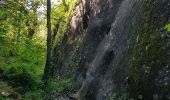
<box><xmin>165</xmin><ymin>24</ymin><xmax>170</xmax><ymax>31</ymax></box>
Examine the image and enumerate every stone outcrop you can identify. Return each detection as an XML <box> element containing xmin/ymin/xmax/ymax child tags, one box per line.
<box><xmin>50</xmin><ymin>0</ymin><xmax>170</xmax><ymax>99</ymax></box>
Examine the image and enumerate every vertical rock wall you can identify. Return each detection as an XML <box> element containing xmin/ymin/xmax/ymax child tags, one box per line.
<box><xmin>50</xmin><ymin>0</ymin><xmax>170</xmax><ymax>99</ymax></box>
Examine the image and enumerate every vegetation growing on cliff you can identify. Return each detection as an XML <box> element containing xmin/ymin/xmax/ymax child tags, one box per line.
<box><xmin>127</xmin><ymin>1</ymin><xmax>170</xmax><ymax>99</ymax></box>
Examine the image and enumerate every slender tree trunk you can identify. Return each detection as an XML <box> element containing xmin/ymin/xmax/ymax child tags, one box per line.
<box><xmin>43</xmin><ymin>0</ymin><xmax>52</xmax><ymax>81</ymax></box>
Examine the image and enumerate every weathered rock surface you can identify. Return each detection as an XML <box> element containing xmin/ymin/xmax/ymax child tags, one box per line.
<box><xmin>50</xmin><ymin>0</ymin><xmax>170</xmax><ymax>99</ymax></box>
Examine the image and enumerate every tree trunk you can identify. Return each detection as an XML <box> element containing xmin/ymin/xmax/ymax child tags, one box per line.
<box><xmin>43</xmin><ymin>0</ymin><xmax>52</xmax><ymax>81</ymax></box>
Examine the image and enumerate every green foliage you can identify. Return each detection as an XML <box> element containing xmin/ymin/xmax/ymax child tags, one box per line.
<box><xmin>47</xmin><ymin>79</ymin><xmax>74</xmax><ymax>92</ymax></box>
<box><xmin>23</xmin><ymin>89</ymin><xmax>44</xmax><ymax>100</ymax></box>
<box><xmin>44</xmin><ymin>78</ymin><xmax>74</xmax><ymax>99</ymax></box>
<box><xmin>51</xmin><ymin>0</ymin><xmax>78</xmax><ymax>45</ymax></box>
<box><xmin>0</xmin><ymin>0</ymin><xmax>78</xmax><ymax>99</ymax></box>
<box><xmin>0</xmin><ymin>38</ymin><xmax>45</xmax><ymax>90</ymax></box>
<box><xmin>0</xmin><ymin>0</ymin><xmax>46</xmax><ymax>99</ymax></box>
<box><xmin>165</xmin><ymin>23</ymin><xmax>170</xmax><ymax>31</ymax></box>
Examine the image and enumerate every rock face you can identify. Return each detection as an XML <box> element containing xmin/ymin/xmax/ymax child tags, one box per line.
<box><xmin>0</xmin><ymin>0</ymin><xmax>5</xmax><ymax>5</ymax></box>
<box><xmin>50</xmin><ymin>0</ymin><xmax>170</xmax><ymax>99</ymax></box>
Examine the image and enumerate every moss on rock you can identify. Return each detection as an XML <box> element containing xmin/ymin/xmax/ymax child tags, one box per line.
<box><xmin>127</xmin><ymin>0</ymin><xmax>170</xmax><ymax>99</ymax></box>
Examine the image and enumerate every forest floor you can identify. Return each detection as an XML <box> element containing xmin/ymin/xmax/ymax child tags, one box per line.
<box><xmin>0</xmin><ymin>69</ymin><xmax>44</xmax><ymax>100</ymax></box>
<box><xmin>0</xmin><ymin>79</ymin><xmax>21</xmax><ymax>100</ymax></box>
